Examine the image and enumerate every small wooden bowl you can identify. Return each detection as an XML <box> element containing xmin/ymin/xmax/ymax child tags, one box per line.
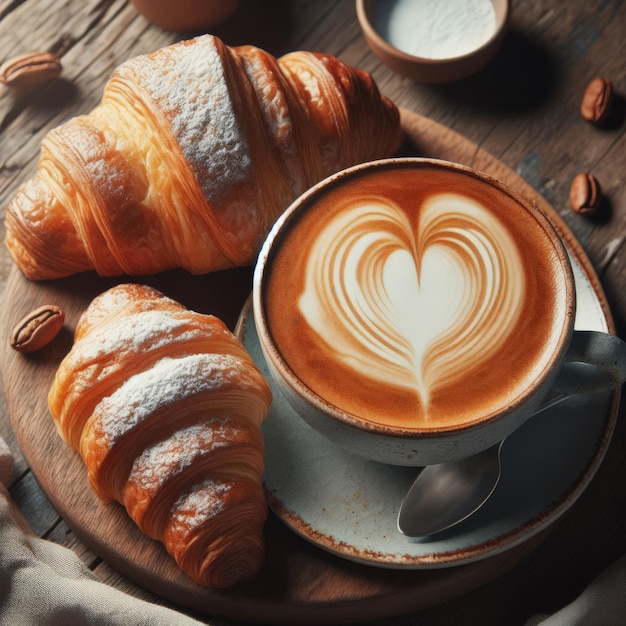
<box><xmin>356</xmin><ymin>0</ymin><xmax>509</xmax><ymax>83</ymax></box>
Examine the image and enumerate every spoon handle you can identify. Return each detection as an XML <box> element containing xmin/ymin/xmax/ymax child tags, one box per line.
<box><xmin>540</xmin><ymin>330</ymin><xmax>626</xmax><ymax>410</ymax></box>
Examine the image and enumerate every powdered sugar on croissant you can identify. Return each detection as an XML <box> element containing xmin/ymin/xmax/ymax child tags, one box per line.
<box><xmin>5</xmin><ymin>35</ymin><xmax>402</xmax><ymax>279</ymax></box>
<box><xmin>48</xmin><ymin>283</ymin><xmax>272</xmax><ymax>588</ymax></box>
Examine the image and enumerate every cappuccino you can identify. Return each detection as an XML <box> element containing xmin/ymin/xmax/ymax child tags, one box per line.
<box><xmin>262</xmin><ymin>161</ymin><xmax>570</xmax><ymax>431</ymax></box>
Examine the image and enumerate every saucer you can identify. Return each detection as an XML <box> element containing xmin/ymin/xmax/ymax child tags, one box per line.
<box><xmin>237</xmin><ymin>247</ymin><xmax>616</xmax><ymax>569</ymax></box>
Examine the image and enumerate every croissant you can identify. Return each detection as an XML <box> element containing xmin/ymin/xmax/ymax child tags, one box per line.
<box><xmin>48</xmin><ymin>283</ymin><xmax>272</xmax><ymax>588</ymax></box>
<box><xmin>5</xmin><ymin>34</ymin><xmax>403</xmax><ymax>280</ymax></box>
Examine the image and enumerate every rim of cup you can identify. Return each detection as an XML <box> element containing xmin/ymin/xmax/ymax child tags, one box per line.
<box><xmin>253</xmin><ymin>157</ymin><xmax>576</xmax><ymax>440</ymax></box>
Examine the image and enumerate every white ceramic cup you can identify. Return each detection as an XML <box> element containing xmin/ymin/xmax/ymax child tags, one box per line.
<box><xmin>253</xmin><ymin>158</ymin><xmax>626</xmax><ymax>466</ymax></box>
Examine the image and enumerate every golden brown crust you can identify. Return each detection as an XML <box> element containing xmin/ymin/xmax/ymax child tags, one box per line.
<box><xmin>5</xmin><ymin>35</ymin><xmax>402</xmax><ymax>280</ymax></box>
<box><xmin>48</xmin><ymin>283</ymin><xmax>272</xmax><ymax>588</ymax></box>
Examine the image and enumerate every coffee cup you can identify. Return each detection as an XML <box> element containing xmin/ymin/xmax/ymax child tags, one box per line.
<box><xmin>253</xmin><ymin>158</ymin><xmax>626</xmax><ymax>466</ymax></box>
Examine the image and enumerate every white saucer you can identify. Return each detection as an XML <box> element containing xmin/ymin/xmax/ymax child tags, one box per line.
<box><xmin>236</xmin><ymin>251</ymin><xmax>616</xmax><ymax>569</ymax></box>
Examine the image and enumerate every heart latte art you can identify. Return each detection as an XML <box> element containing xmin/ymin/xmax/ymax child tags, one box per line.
<box><xmin>264</xmin><ymin>166</ymin><xmax>567</xmax><ymax>429</ymax></box>
<box><xmin>299</xmin><ymin>193</ymin><xmax>524</xmax><ymax>413</ymax></box>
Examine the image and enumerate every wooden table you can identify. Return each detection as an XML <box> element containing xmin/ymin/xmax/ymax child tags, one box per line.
<box><xmin>1</xmin><ymin>1</ymin><xmax>624</xmax><ymax>624</ymax></box>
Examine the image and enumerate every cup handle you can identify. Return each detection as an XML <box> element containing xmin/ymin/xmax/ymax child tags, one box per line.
<box><xmin>538</xmin><ymin>330</ymin><xmax>626</xmax><ymax>412</ymax></box>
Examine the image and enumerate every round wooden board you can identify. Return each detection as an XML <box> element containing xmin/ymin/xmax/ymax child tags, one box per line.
<box><xmin>0</xmin><ymin>110</ymin><xmax>616</xmax><ymax>624</ymax></box>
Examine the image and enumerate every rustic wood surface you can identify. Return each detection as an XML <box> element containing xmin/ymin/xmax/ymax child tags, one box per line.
<box><xmin>0</xmin><ymin>1</ymin><xmax>625</xmax><ymax>624</ymax></box>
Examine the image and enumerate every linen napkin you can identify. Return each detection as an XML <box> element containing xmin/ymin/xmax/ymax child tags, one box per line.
<box><xmin>0</xmin><ymin>435</ymin><xmax>223</xmax><ymax>626</ymax></box>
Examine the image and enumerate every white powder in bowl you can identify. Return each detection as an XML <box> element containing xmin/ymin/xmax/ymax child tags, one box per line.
<box><xmin>375</xmin><ymin>0</ymin><xmax>497</xmax><ymax>60</ymax></box>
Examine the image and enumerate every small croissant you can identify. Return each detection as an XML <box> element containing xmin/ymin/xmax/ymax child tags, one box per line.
<box><xmin>5</xmin><ymin>35</ymin><xmax>402</xmax><ymax>280</ymax></box>
<box><xmin>48</xmin><ymin>283</ymin><xmax>272</xmax><ymax>588</ymax></box>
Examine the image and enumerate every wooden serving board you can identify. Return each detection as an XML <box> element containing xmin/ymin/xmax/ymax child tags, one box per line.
<box><xmin>0</xmin><ymin>110</ymin><xmax>615</xmax><ymax>624</ymax></box>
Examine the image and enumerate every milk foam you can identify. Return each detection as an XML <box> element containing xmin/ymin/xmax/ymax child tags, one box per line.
<box><xmin>298</xmin><ymin>192</ymin><xmax>525</xmax><ymax>417</ymax></box>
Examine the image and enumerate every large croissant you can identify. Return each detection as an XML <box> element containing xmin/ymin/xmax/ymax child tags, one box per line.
<box><xmin>48</xmin><ymin>283</ymin><xmax>272</xmax><ymax>588</ymax></box>
<box><xmin>5</xmin><ymin>35</ymin><xmax>402</xmax><ymax>280</ymax></box>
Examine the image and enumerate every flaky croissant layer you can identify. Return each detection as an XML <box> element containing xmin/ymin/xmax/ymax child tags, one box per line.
<box><xmin>48</xmin><ymin>283</ymin><xmax>272</xmax><ymax>588</ymax></box>
<box><xmin>5</xmin><ymin>34</ymin><xmax>402</xmax><ymax>280</ymax></box>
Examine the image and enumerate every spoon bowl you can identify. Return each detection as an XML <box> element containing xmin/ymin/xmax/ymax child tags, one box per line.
<box><xmin>397</xmin><ymin>442</ymin><xmax>503</xmax><ymax>537</ymax></box>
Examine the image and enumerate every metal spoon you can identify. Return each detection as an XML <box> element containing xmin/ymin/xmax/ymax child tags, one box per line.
<box><xmin>397</xmin><ymin>441</ymin><xmax>504</xmax><ymax>537</ymax></box>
